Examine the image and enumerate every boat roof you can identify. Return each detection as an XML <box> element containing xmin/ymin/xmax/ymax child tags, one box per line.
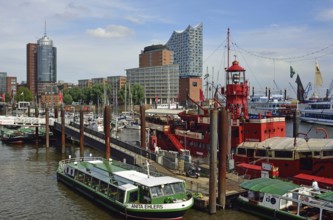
<box><xmin>114</xmin><ymin>170</ymin><xmax>183</xmax><ymax>187</ymax></box>
<box><xmin>238</xmin><ymin>137</ymin><xmax>333</xmax><ymax>152</ymax></box>
<box><xmin>146</xmin><ymin>109</ymin><xmax>184</xmax><ymax>116</ymax></box>
<box><xmin>316</xmin><ymin>191</ymin><xmax>333</xmax><ymax>202</ymax></box>
<box><xmin>240</xmin><ymin>178</ymin><xmax>299</xmax><ymax>196</ymax></box>
<box><xmin>68</xmin><ymin>158</ymin><xmax>183</xmax><ymax>188</ymax></box>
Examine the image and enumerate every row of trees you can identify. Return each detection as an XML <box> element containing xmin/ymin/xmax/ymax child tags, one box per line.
<box><xmin>63</xmin><ymin>83</ymin><xmax>145</xmax><ymax>106</ymax></box>
<box><xmin>2</xmin><ymin>83</ymin><xmax>145</xmax><ymax>106</ymax></box>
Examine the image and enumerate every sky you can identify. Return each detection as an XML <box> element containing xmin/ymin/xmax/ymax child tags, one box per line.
<box><xmin>1</xmin><ymin>0</ymin><xmax>333</xmax><ymax>98</ymax></box>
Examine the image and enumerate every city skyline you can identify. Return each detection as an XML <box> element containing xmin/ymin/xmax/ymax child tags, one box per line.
<box><xmin>1</xmin><ymin>1</ymin><xmax>333</xmax><ymax>98</ymax></box>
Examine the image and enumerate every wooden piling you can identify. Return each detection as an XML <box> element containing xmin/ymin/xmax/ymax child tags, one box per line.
<box><xmin>140</xmin><ymin>105</ymin><xmax>146</xmax><ymax>149</ymax></box>
<box><xmin>45</xmin><ymin>107</ymin><xmax>49</xmax><ymax>148</ymax></box>
<box><xmin>104</xmin><ymin>106</ymin><xmax>111</xmax><ymax>160</ymax></box>
<box><xmin>79</xmin><ymin>107</ymin><xmax>84</xmax><ymax>156</ymax></box>
<box><xmin>35</xmin><ymin>105</ymin><xmax>39</xmax><ymax>143</ymax></box>
<box><xmin>209</xmin><ymin>109</ymin><xmax>218</xmax><ymax>214</ymax></box>
<box><xmin>28</xmin><ymin>106</ymin><xmax>31</xmax><ymax>117</ymax></box>
<box><xmin>61</xmin><ymin>108</ymin><xmax>65</xmax><ymax>153</ymax></box>
<box><xmin>293</xmin><ymin>110</ymin><xmax>299</xmax><ymax>138</ymax></box>
<box><xmin>218</xmin><ymin>107</ymin><xmax>227</xmax><ymax>209</ymax></box>
<box><xmin>54</xmin><ymin>106</ymin><xmax>58</xmax><ymax>120</ymax></box>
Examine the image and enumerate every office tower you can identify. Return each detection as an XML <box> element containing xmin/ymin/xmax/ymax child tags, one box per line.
<box><xmin>139</xmin><ymin>44</ymin><xmax>174</xmax><ymax>68</ymax></box>
<box><xmin>27</xmin><ymin>31</ymin><xmax>57</xmax><ymax>99</ymax></box>
<box><xmin>27</xmin><ymin>43</ymin><xmax>37</xmax><ymax>97</ymax></box>
<box><xmin>36</xmin><ymin>33</ymin><xmax>57</xmax><ymax>96</ymax></box>
<box><xmin>0</xmin><ymin>72</ymin><xmax>7</xmax><ymax>95</ymax></box>
<box><xmin>166</xmin><ymin>23</ymin><xmax>203</xmax><ymax>78</ymax></box>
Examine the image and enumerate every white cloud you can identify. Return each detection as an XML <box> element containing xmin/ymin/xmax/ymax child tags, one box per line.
<box><xmin>125</xmin><ymin>15</ymin><xmax>148</xmax><ymax>24</ymax></box>
<box><xmin>317</xmin><ymin>8</ymin><xmax>333</xmax><ymax>21</ymax></box>
<box><xmin>86</xmin><ymin>25</ymin><xmax>135</xmax><ymax>38</ymax></box>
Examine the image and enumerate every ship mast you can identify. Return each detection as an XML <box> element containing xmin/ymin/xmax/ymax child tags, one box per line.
<box><xmin>227</xmin><ymin>28</ymin><xmax>230</xmax><ymax>69</ymax></box>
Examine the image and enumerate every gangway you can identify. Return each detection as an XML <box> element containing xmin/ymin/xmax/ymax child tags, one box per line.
<box><xmin>167</xmin><ymin>133</ymin><xmax>184</xmax><ymax>152</ymax></box>
<box><xmin>0</xmin><ymin>115</ymin><xmax>55</xmax><ymax>126</ymax></box>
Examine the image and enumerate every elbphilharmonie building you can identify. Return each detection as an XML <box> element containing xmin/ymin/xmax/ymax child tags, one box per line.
<box><xmin>166</xmin><ymin>23</ymin><xmax>203</xmax><ymax>78</ymax></box>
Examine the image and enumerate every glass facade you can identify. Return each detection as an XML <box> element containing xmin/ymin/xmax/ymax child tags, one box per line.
<box><xmin>166</xmin><ymin>23</ymin><xmax>203</xmax><ymax>78</ymax></box>
<box><xmin>37</xmin><ymin>35</ymin><xmax>57</xmax><ymax>83</ymax></box>
<box><xmin>126</xmin><ymin>64</ymin><xmax>180</xmax><ymax>104</ymax></box>
<box><xmin>0</xmin><ymin>72</ymin><xmax>7</xmax><ymax>94</ymax></box>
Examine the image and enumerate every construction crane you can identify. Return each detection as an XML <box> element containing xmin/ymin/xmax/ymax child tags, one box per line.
<box><xmin>326</xmin><ymin>79</ymin><xmax>333</xmax><ymax>98</ymax></box>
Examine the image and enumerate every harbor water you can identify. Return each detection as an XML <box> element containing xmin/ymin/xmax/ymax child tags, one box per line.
<box><xmin>0</xmin><ymin>121</ymin><xmax>332</xmax><ymax>220</ymax></box>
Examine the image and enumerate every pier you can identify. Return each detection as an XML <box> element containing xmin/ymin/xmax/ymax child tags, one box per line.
<box><xmin>0</xmin><ymin>112</ymin><xmax>245</xmax><ymax>211</ymax></box>
<box><xmin>52</xmin><ymin>119</ymin><xmax>245</xmax><ymax>210</ymax></box>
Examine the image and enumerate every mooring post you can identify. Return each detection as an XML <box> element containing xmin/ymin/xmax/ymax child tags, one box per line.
<box><xmin>140</xmin><ymin>105</ymin><xmax>146</xmax><ymax>149</ymax></box>
<box><xmin>218</xmin><ymin>107</ymin><xmax>227</xmax><ymax>209</ymax></box>
<box><xmin>209</xmin><ymin>109</ymin><xmax>218</xmax><ymax>214</ymax></box>
<box><xmin>28</xmin><ymin>105</ymin><xmax>31</xmax><ymax>117</ymax></box>
<box><xmin>104</xmin><ymin>105</ymin><xmax>111</xmax><ymax>160</ymax></box>
<box><xmin>35</xmin><ymin>105</ymin><xmax>39</xmax><ymax>143</ymax></box>
<box><xmin>45</xmin><ymin>107</ymin><xmax>49</xmax><ymax>148</ymax></box>
<box><xmin>293</xmin><ymin>110</ymin><xmax>299</xmax><ymax>138</ymax></box>
<box><xmin>79</xmin><ymin>107</ymin><xmax>84</xmax><ymax>156</ymax></box>
<box><xmin>54</xmin><ymin>106</ymin><xmax>58</xmax><ymax>121</ymax></box>
<box><xmin>61</xmin><ymin>107</ymin><xmax>65</xmax><ymax>153</ymax></box>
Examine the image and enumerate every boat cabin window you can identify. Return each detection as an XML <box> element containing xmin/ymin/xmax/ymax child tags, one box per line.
<box><xmin>77</xmin><ymin>171</ymin><xmax>85</xmax><ymax>182</ymax></box>
<box><xmin>139</xmin><ymin>186</ymin><xmax>151</xmax><ymax>203</ymax></box>
<box><xmin>255</xmin><ymin>149</ymin><xmax>267</xmax><ymax>157</ymax></box>
<box><xmin>323</xmin><ymin>150</ymin><xmax>333</xmax><ymax>157</ymax></box>
<box><xmin>99</xmin><ymin>181</ymin><xmax>108</xmax><ymax>193</ymax></box>
<box><xmin>275</xmin><ymin>150</ymin><xmax>293</xmax><ymax>158</ymax></box>
<box><xmin>91</xmin><ymin>177</ymin><xmax>100</xmax><ymax>189</ymax></box>
<box><xmin>107</xmin><ymin>184</ymin><xmax>118</xmax><ymax>200</ymax></box>
<box><xmin>172</xmin><ymin>182</ymin><xmax>185</xmax><ymax>194</ymax></box>
<box><xmin>313</xmin><ymin>151</ymin><xmax>320</xmax><ymax>157</ymax></box>
<box><xmin>128</xmin><ymin>190</ymin><xmax>138</xmax><ymax>203</ymax></box>
<box><xmin>117</xmin><ymin>189</ymin><xmax>125</xmax><ymax>203</ymax></box>
<box><xmin>150</xmin><ymin>186</ymin><xmax>163</xmax><ymax>197</ymax></box>
<box><xmin>162</xmin><ymin>184</ymin><xmax>174</xmax><ymax>195</ymax></box>
<box><xmin>237</xmin><ymin>148</ymin><xmax>246</xmax><ymax>155</ymax></box>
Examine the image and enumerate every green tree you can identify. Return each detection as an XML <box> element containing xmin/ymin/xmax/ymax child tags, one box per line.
<box><xmin>15</xmin><ymin>86</ymin><xmax>33</xmax><ymax>102</ymax></box>
<box><xmin>63</xmin><ymin>93</ymin><xmax>73</xmax><ymax>105</ymax></box>
<box><xmin>5</xmin><ymin>93</ymin><xmax>11</xmax><ymax>103</ymax></box>
<box><xmin>68</xmin><ymin>87</ymin><xmax>83</xmax><ymax>103</ymax></box>
<box><xmin>82</xmin><ymin>87</ymin><xmax>92</xmax><ymax>104</ymax></box>
<box><xmin>119</xmin><ymin>83</ymin><xmax>145</xmax><ymax>105</ymax></box>
<box><xmin>131</xmin><ymin>84</ymin><xmax>145</xmax><ymax>105</ymax></box>
<box><xmin>90</xmin><ymin>83</ymin><xmax>104</xmax><ymax>105</ymax></box>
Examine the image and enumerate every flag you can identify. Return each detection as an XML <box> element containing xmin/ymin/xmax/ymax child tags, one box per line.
<box><xmin>199</xmin><ymin>88</ymin><xmax>205</xmax><ymax>102</ymax></box>
<box><xmin>314</xmin><ymin>62</ymin><xmax>323</xmax><ymax>86</ymax></box>
<box><xmin>59</xmin><ymin>91</ymin><xmax>63</xmax><ymax>103</ymax></box>
<box><xmin>290</xmin><ymin>66</ymin><xmax>296</xmax><ymax>78</ymax></box>
<box><xmin>295</xmin><ymin>74</ymin><xmax>304</xmax><ymax>102</ymax></box>
<box><xmin>1</xmin><ymin>93</ymin><xmax>5</xmax><ymax>102</ymax></box>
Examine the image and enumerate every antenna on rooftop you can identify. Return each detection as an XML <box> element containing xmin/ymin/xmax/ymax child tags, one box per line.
<box><xmin>44</xmin><ymin>20</ymin><xmax>47</xmax><ymax>37</ymax></box>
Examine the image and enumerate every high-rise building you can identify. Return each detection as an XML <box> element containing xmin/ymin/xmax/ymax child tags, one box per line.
<box><xmin>107</xmin><ymin>76</ymin><xmax>127</xmax><ymax>89</ymax></box>
<box><xmin>36</xmin><ymin>33</ymin><xmax>57</xmax><ymax>96</ymax></box>
<box><xmin>6</xmin><ymin>76</ymin><xmax>17</xmax><ymax>97</ymax></box>
<box><xmin>166</xmin><ymin>23</ymin><xmax>203</xmax><ymax>78</ymax></box>
<box><xmin>78</xmin><ymin>79</ymin><xmax>92</xmax><ymax>89</ymax></box>
<box><xmin>0</xmin><ymin>72</ymin><xmax>7</xmax><ymax>95</ymax></box>
<box><xmin>27</xmin><ymin>43</ymin><xmax>37</xmax><ymax>97</ymax></box>
<box><xmin>126</xmin><ymin>65</ymin><xmax>179</xmax><ymax>105</ymax></box>
<box><xmin>139</xmin><ymin>45</ymin><xmax>174</xmax><ymax>68</ymax></box>
<box><xmin>27</xmin><ymin>31</ymin><xmax>57</xmax><ymax>99</ymax></box>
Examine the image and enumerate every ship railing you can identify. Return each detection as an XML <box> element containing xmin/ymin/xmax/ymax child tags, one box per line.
<box><xmin>60</xmin><ymin>156</ymin><xmax>103</xmax><ymax>164</ymax></box>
